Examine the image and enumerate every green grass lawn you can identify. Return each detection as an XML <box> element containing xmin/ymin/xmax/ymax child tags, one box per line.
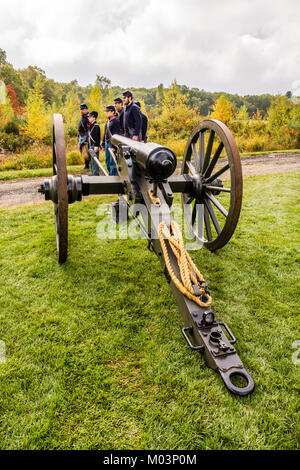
<box><xmin>0</xmin><ymin>172</ymin><xmax>299</xmax><ymax>450</ymax></box>
<box><xmin>0</xmin><ymin>165</ymin><xmax>83</xmax><ymax>181</ymax></box>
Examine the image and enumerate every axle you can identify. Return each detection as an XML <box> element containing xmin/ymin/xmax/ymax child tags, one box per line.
<box><xmin>38</xmin><ymin>174</ymin><xmax>195</xmax><ymax>203</ymax></box>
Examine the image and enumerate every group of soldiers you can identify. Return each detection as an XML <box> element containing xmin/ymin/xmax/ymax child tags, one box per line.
<box><xmin>77</xmin><ymin>90</ymin><xmax>148</xmax><ymax>176</ymax></box>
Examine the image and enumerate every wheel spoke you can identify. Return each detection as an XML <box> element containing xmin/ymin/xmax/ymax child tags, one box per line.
<box><xmin>205</xmin><ymin>163</ymin><xmax>230</xmax><ymax>184</ymax></box>
<box><xmin>203</xmin><ymin>130</ymin><xmax>215</xmax><ymax>174</ymax></box>
<box><xmin>186</xmin><ymin>161</ymin><xmax>196</xmax><ymax>175</ymax></box>
<box><xmin>191</xmin><ymin>200</ymin><xmax>204</xmax><ymax>238</ymax></box>
<box><xmin>205</xmin><ymin>185</ymin><xmax>231</xmax><ymax>193</ymax></box>
<box><xmin>205</xmin><ymin>192</ymin><xmax>228</xmax><ymax>217</ymax></box>
<box><xmin>192</xmin><ymin>199</ymin><xmax>197</xmax><ymax>224</ymax></box>
<box><xmin>203</xmin><ymin>141</ymin><xmax>224</xmax><ymax>178</ymax></box>
<box><xmin>196</xmin><ymin>202</ymin><xmax>204</xmax><ymax>239</ymax></box>
<box><xmin>199</xmin><ymin>131</ymin><xmax>205</xmax><ymax>172</ymax></box>
<box><xmin>204</xmin><ymin>197</ymin><xmax>221</xmax><ymax>235</ymax></box>
<box><xmin>191</xmin><ymin>143</ymin><xmax>200</xmax><ymax>173</ymax></box>
<box><xmin>183</xmin><ymin>193</ymin><xmax>194</xmax><ymax>205</ymax></box>
<box><xmin>204</xmin><ymin>205</ymin><xmax>212</xmax><ymax>241</ymax></box>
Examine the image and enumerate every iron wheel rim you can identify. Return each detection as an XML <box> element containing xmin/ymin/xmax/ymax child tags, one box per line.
<box><xmin>53</xmin><ymin>113</ymin><xmax>68</xmax><ymax>263</ymax></box>
<box><xmin>181</xmin><ymin>119</ymin><xmax>243</xmax><ymax>251</ymax></box>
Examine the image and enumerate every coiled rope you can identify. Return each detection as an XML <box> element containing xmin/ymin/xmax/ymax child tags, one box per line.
<box><xmin>158</xmin><ymin>220</ymin><xmax>212</xmax><ymax>307</ymax></box>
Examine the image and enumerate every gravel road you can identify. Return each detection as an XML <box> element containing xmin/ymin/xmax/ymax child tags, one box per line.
<box><xmin>0</xmin><ymin>152</ymin><xmax>299</xmax><ymax>209</ymax></box>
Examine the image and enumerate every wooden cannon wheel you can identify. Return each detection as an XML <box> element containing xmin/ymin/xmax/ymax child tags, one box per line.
<box><xmin>181</xmin><ymin>119</ymin><xmax>243</xmax><ymax>251</ymax></box>
<box><xmin>52</xmin><ymin>114</ymin><xmax>68</xmax><ymax>263</ymax></box>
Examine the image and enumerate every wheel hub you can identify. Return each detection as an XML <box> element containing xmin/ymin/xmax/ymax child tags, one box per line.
<box><xmin>204</xmin><ymin>178</ymin><xmax>223</xmax><ymax>195</ymax></box>
<box><xmin>39</xmin><ymin>175</ymin><xmax>58</xmax><ymax>203</ymax></box>
<box><xmin>191</xmin><ymin>174</ymin><xmax>204</xmax><ymax>199</ymax></box>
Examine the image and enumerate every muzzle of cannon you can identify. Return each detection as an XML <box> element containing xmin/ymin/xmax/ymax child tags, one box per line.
<box><xmin>111</xmin><ymin>135</ymin><xmax>177</xmax><ymax>181</ymax></box>
<box><xmin>38</xmin><ymin>113</ymin><xmax>254</xmax><ymax>396</ymax></box>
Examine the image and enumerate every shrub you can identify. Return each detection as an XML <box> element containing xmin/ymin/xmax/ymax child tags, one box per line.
<box><xmin>246</xmin><ymin>135</ymin><xmax>266</xmax><ymax>152</ymax></box>
<box><xmin>0</xmin><ymin>156</ymin><xmax>24</xmax><ymax>171</ymax></box>
<box><xmin>67</xmin><ymin>151</ymin><xmax>82</xmax><ymax>165</ymax></box>
<box><xmin>18</xmin><ymin>151</ymin><xmax>52</xmax><ymax>169</ymax></box>
<box><xmin>237</xmin><ymin>134</ymin><xmax>276</xmax><ymax>153</ymax></box>
<box><xmin>164</xmin><ymin>138</ymin><xmax>186</xmax><ymax>157</ymax></box>
<box><xmin>0</xmin><ymin>132</ymin><xmax>19</xmax><ymax>151</ymax></box>
<box><xmin>66</xmin><ymin>126</ymin><xmax>78</xmax><ymax>139</ymax></box>
<box><xmin>4</xmin><ymin>120</ymin><xmax>19</xmax><ymax>135</ymax></box>
<box><xmin>0</xmin><ymin>130</ymin><xmax>31</xmax><ymax>152</ymax></box>
<box><xmin>249</xmin><ymin>119</ymin><xmax>268</xmax><ymax>135</ymax></box>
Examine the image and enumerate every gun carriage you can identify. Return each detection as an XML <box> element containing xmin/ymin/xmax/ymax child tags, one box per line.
<box><xmin>39</xmin><ymin>113</ymin><xmax>254</xmax><ymax>396</ymax></box>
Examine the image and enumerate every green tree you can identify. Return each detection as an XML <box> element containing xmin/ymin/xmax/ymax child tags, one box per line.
<box><xmin>156</xmin><ymin>83</ymin><xmax>164</xmax><ymax>104</ymax></box>
<box><xmin>20</xmin><ymin>66</ymin><xmax>46</xmax><ymax>89</ymax></box>
<box><xmin>0</xmin><ymin>48</ymin><xmax>7</xmax><ymax>66</ymax></box>
<box><xmin>0</xmin><ymin>63</ymin><xmax>27</xmax><ymax>105</ymax></box>
<box><xmin>244</xmin><ymin>94</ymin><xmax>272</xmax><ymax>117</ymax></box>
<box><xmin>0</xmin><ymin>87</ymin><xmax>14</xmax><ymax>128</ymax></box>
<box><xmin>236</xmin><ymin>104</ymin><xmax>249</xmax><ymax>125</ymax></box>
<box><xmin>153</xmin><ymin>80</ymin><xmax>198</xmax><ymax>139</ymax></box>
<box><xmin>61</xmin><ymin>90</ymin><xmax>81</xmax><ymax>139</ymax></box>
<box><xmin>20</xmin><ymin>66</ymin><xmax>61</xmax><ymax>105</ymax></box>
<box><xmin>103</xmin><ymin>88</ymin><xmax>115</xmax><ymax>108</ymax></box>
<box><xmin>289</xmin><ymin>103</ymin><xmax>300</xmax><ymax>147</ymax></box>
<box><xmin>267</xmin><ymin>95</ymin><xmax>290</xmax><ymax>143</ymax></box>
<box><xmin>237</xmin><ymin>104</ymin><xmax>249</xmax><ymax>122</ymax></box>
<box><xmin>86</xmin><ymin>85</ymin><xmax>103</xmax><ymax>123</ymax></box>
<box><xmin>95</xmin><ymin>75</ymin><xmax>111</xmax><ymax>100</ymax></box>
<box><xmin>234</xmin><ymin>104</ymin><xmax>249</xmax><ymax>136</ymax></box>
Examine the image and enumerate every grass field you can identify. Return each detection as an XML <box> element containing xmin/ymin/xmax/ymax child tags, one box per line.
<box><xmin>0</xmin><ymin>165</ymin><xmax>83</xmax><ymax>181</ymax></box>
<box><xmin>0</xmin><ymin>171</ymin><xmax>299</xmax><ymax>450</ymax></box>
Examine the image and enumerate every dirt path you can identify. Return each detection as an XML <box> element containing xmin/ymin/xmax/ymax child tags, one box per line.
<box><xmin>0</xmin><ymin>152</ymin><xmax>299</xmax><ymax>209</ymax></box>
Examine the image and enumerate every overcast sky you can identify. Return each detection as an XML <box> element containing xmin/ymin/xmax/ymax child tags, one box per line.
<box><xmin>0</xmin><ymin>0</ymin><xmax>299</xmax><ymax>95</ymax></box>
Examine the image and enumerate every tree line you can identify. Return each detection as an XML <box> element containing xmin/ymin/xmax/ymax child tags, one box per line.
<box><xmin>0</xmin><ymin>48</ymin><xmax>299</xmax><ymax>161</ymax></box>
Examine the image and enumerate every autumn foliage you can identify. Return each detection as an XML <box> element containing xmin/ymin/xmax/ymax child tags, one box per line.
<box><xmin>0</xmin><ymin>46</ymin><xmax>299</xmax><ymax>160</ymax></box>
<box><xmin>5</xmin><ymin>84</ymin><xmax>21</xmax><ymax>115</ymax></box>
<box><xmin>210</xmin><ymin>94</ymin><xmax>235</xmax><ymax>126</ymax></box>
<box><xmin>20</xmin><ymin>77</ymin><xmax>49</xmax><ymax>143</ymax></box>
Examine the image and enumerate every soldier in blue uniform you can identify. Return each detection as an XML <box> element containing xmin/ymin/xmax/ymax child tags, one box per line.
<box><xmin>88</xmin><ymin>111</ymin><xmax>101</xmax><ymax>176</ymax></box>
<box><xmin>135</xmin><ymin>102</ymin><xmax>148</xmax><ymax>143</ymax></box>
<box><xmin>114</xmin><ymin>97</ymin><xmax>124</xmax><ymax>134</ymax></box>
<box><xmin>122</xmin><ymin>91</ymin><xmax>142</xmax><ymax>141</ymax></box>
<box><xmin>77</xmin><ymin>103</ymin><xmax>90</xmax><ymax>170</ymax></box>
<box><xmin>101</xmin><ymin>105</ymin><xmax>121</xmax><ymax>176</ymax></box>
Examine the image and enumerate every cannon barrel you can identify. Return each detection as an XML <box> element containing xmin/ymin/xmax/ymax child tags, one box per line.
<box><xmin>111</xmin><ymin>134</ymin><xmax>177</xmax><ymax>180</ymax></box>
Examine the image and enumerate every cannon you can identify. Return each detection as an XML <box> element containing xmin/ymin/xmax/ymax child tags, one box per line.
<box><xmin>39</xmin><ymin>113</ymin><xmax>254</xmax><ymax>396</ymax></box>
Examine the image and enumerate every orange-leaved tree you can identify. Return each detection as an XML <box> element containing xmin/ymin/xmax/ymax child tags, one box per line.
<box><xmin>6</xmin><ymin>84</ymin><xmax>22</xmax><ymax>115</ymax></box>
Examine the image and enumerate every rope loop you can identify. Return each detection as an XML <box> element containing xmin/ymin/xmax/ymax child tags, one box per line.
<box><xmin>158</xmin><ymin>220</ymin><xmax>212</xmax><ymax>308</ymax></box>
